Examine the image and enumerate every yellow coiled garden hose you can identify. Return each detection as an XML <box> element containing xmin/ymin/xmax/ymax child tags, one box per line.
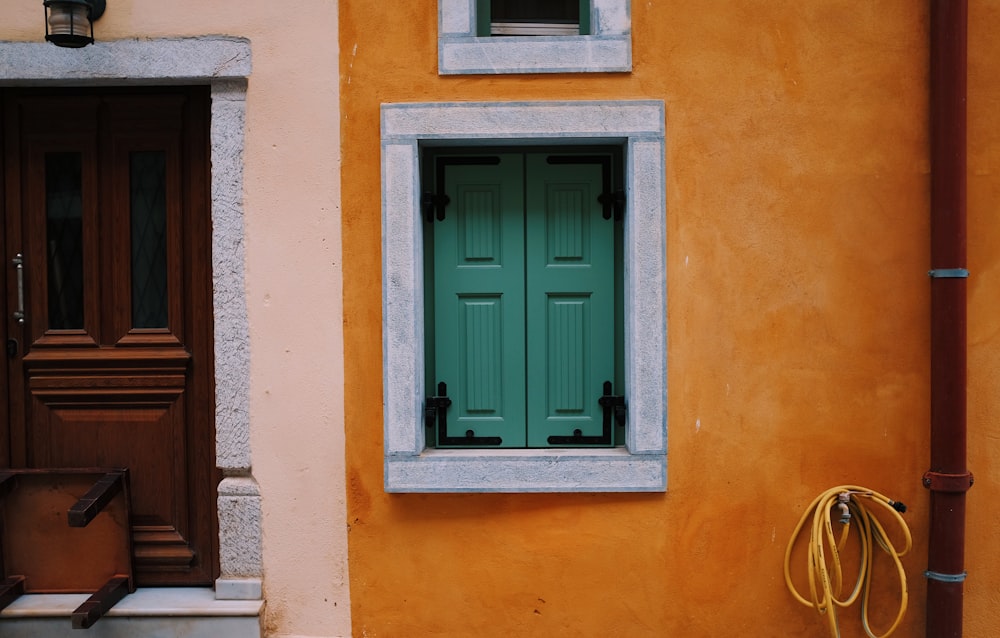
<box><xmin>783</xmin><ymin>486</ymin><xmax>912</xmax><ymax>638</ymax></box>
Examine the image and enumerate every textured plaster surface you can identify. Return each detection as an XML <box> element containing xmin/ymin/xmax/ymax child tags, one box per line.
<box><xmin>338</xmin><ymin>1</ymin><xmax>1000</xmax><ymax>636</ymax></box>
<box><xmin>218</xmin><ymin>478</ymin><xmax>263</xmax><ymax>581</ymax></box>
<box><xmin>965</xmin><ymin>2</ymin><xmax>1000</xmax><ymax>637</ymax></box>
<box><xmin>211</xmin><ymin>80</ymin><xmax>253</xmax><ymax>474</ymax></box>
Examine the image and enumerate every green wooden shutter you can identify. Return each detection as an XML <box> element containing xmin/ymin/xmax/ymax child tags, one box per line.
<box><xmin>433</xmin><ymin>155</ymin><xmax>527</xmax><ymax>447</ymax></box>
<box><xmin>524</xmin><ymin>155</ymin><xmax>614</xmax><ymax>447</ymax></box>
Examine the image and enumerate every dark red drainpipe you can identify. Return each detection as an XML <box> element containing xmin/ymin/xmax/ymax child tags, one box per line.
<box><xmin>925</xmin><ymin>1</ymin><xmax>973</xmax><ymax>636</ymax></box>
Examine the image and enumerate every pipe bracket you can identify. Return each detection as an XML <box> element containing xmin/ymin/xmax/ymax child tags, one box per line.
<box><xmin>924</xmin><ymin>570</ymin><xmax>967</xmax><ymax>583</ymax></box>
<box><xmin>928</xmin><ymin>268</ymin><xmax>969</xmax><ymax>278</ymax></box>
<box><xmin>922</xmin><ymin>470</ymin><xmax>974</xmax><ymax>492</ymax></box>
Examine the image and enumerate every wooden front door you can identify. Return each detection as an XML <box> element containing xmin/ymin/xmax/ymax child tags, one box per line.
<box><xmin>1</xmin><ymin>88</ymin><xmax>218</xmax><ymax>586</ymax></box>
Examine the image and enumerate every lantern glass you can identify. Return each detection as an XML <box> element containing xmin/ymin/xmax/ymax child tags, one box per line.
<box><xmin>44</xmin><ymin>0</ymin><xmax>96</xmax><ymax>48</ymax></box>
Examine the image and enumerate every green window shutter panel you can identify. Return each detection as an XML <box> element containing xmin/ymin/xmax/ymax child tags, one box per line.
<box><xmin>433</xmin><ymin>155</ymin><xmax>527</xmax><ymax>447</ymax></box>
<box><xmin>524</xmin><ymin>155</ymin><xmax>614</xmax><ymax>447</ymax></box>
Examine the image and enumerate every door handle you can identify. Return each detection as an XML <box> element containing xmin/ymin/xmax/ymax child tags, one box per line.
<box><xmin>12</xmin><ymin>253</ymin><xmax>24</xmax><ymax>325</ymax></box>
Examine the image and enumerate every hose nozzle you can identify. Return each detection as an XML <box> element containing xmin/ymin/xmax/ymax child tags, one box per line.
<box><xmin>836</xmin><ymin>492</ymin><xmax>851</xmax><ymax>524</ymax></box>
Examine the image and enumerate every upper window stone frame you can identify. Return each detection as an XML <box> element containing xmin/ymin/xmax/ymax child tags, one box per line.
<box><xmin>382</xmin><ymin>100</ymin><xmax>666</xmax><ymax>492</ymax></box>
<box><xmin>438</xmin><ymin>0</ymin><xmax>632</xmax><ymax>75</ymax></box>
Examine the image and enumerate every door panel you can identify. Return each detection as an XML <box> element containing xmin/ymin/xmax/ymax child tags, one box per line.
<box><xmin>103</xmin><ymin>95</ymin><xmax>186</xmax><ymax>347</ymax></box>
<box><xmin>23</xmin><ymin>106</ymin><xmax>102</xmax><ymax>350</ymax></box>
<box><xmin>2</xmin><ymin>89</ymin><xmax>217</xmax><ymax>586</ymax></box>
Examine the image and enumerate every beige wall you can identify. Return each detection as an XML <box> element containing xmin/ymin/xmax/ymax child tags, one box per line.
<box><xmin>2</xmin><ymin>3</ymin><xmax>350</xmax><ymax>637</ymax></box>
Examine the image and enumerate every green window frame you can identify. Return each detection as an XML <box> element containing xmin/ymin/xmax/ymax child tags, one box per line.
<box><xmin>424</xmin><ymin>150</ymin><xmax>624</xmax><ymax>449</ymax></box>
<box><xmin>475</xmin><ymin>0</ymin><xmax>591</xmax><ymax>36</ymax></box>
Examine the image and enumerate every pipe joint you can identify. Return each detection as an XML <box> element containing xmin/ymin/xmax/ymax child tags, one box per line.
<box><xmin>928</xmin><ymin>268</ymin><xmax>969</xmax><ymax>278</ymax></box>
<box><xmin>924</xmin><ymin>570</ymin><xmax>968</xmax><ymax>583</ymax></box>
<box><xmin>922</xmin><ymin>470</ymin><xmax>974</xmax><ymax>493</ymax></box>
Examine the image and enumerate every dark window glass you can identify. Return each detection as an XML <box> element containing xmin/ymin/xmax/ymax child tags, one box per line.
<box><xmin>45</xmin><ymin>152</ymin><xmax>85</xmax><ymax>330</ymax></box>
<box><xmin>492</xmin><ymin>0</ymin><xmax>579</xmax><ymax>23</ymax></box>
<box><xmin>130</xmin><ymin>151</ymin><xmax>169</xmax><ymax>328</ymax></box>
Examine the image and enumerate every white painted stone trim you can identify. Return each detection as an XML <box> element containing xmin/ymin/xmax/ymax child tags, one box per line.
<box><xmin>0</xmin><ymin>38</ymin><xmax>251</xmax><ymax>83</ymax></box>
<box><xmin>382</xmin><ymin>100</ymin><xmax>667</xmax><ymax>492</ymax></box>
<box><xmin>0</xmin><ymin>589</ymin><xmax>263</xmax><ymax>638</ymax></box>
<box><xmin>438</xmin><ymin>0</ymin><xmax>631</xmax><ymax>74</ymax></box>
<box><xmin>386</xmin><ymin>449</ymin><xmax>665</xmax><ymax>493</ymax></box>
<box><xmin>0</xmin><ymin>588</ymin><xmax>263</xmax><ymax>618</ymax></box>
<box><xmin>0</xmin><ymin>37</ymin><xmax>260</xmax><ymax>599</ymax></box>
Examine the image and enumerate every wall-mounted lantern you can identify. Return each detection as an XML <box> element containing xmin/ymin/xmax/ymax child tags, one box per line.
<box><xmin>44</xmin><ymin>0</ymin><xmax>105</xmax><ymax>48</ymax></box>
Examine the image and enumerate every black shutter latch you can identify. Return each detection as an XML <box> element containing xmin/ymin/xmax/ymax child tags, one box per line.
<box><xmin>598</xmin><ymin>189</ymin><xmax>626</xmax><ymax>221</ymax></box>
<box><xmin>421</xmin><ymin>192</ymin><xmax>451</xmax><ymax>223</ymax></box>
<box><xmin>427</xmin><ymin>381</ymin><xmax>503</xmax><ymax>446</ymax></box>
<box><xmin>547</xmin><ymin>381</ymin><xmax>623</xmax><ymax>446</ymax></box>
<box><xmin>425</xmin><ymin>381</ymin><xmax>452</xmax><ymax>432</ymax></box>
<box><xmin>598</xmin><ymin>380</ymin><xmax>627</xmax><ymax>430</ymax></box>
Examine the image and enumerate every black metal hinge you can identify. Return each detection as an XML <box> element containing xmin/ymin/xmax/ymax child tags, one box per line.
<box><xmin>547</xmin><ymin>380</ymin><xmax>624</xmax><ymax>445</ymax></box>
<box><xmin>426</xmin><ymin>381</ymin><xmax>502</xmax><ymax>446</ymax></box>
<box><xmin>426</xmin><ymin>155</ymin><xmax>501</xmax><ymax>223</ymax></box>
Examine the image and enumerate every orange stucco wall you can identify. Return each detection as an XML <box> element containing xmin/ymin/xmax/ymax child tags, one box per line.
<box><xmin>966</xmin><ymin>3</ymin><xmax>1000</xmax><ymax>638</ymax></box>
<box><xmin>341</xmin><ymin>2</ymin><xmax>1000</xmax><ymax>637</ymax></box>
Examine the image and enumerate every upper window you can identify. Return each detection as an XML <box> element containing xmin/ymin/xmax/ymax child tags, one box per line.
<box><xmin>481</xmin><ymin>0</ymin><xmax>587</xmax><ymax>36</ymax></box>
<box><xmin>382</xmin><ymin>101</ymin><xmax>666</xmax><ymax>492</ymax></box>
<box><xmin>423</xmin><ymin>150</ymin><xmax>624</xmax><ymax>449</ymax></box>
<box><xmin>438</xmin><ymin>0</ymin><xmax>631</xmax><ymax>75</ymax></box>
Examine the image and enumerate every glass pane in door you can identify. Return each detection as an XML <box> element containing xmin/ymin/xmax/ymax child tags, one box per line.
<box><xmin>45</xmin><ymin>152</ymin><xmax>85</xmax><ymax>330</ymax></box>
<box><xmin>130</xmin><ymin>151</ymin><xmax>168</xmax><ymax>328</ymax></box>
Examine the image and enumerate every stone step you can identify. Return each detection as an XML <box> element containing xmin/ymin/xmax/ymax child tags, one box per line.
<box><xmin>0</xmin><ymin>587</ymin><xmax>262</xmax><ymax>638</ymax></box>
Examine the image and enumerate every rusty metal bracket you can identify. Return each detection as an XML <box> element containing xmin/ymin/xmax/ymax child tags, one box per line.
<box><xmin>922</xmin><ymin>471</ymin><xmax>974</xmax><ymax>493</ymax></box>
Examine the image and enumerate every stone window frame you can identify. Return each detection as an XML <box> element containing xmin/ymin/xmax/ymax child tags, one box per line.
<box><xmin>0</xmin><ymin>37</ymin><xmax>260</xmax><ymax>601</ymax></box>
<box><xmin>382</xmin><ymin>100</ymin><xmax>666</xmax><ymax>492</ymax></box>
<box><xmin>438</xmin><ymin>0</ymin><xmax>631</xmax><ymax>75</ymax></box>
